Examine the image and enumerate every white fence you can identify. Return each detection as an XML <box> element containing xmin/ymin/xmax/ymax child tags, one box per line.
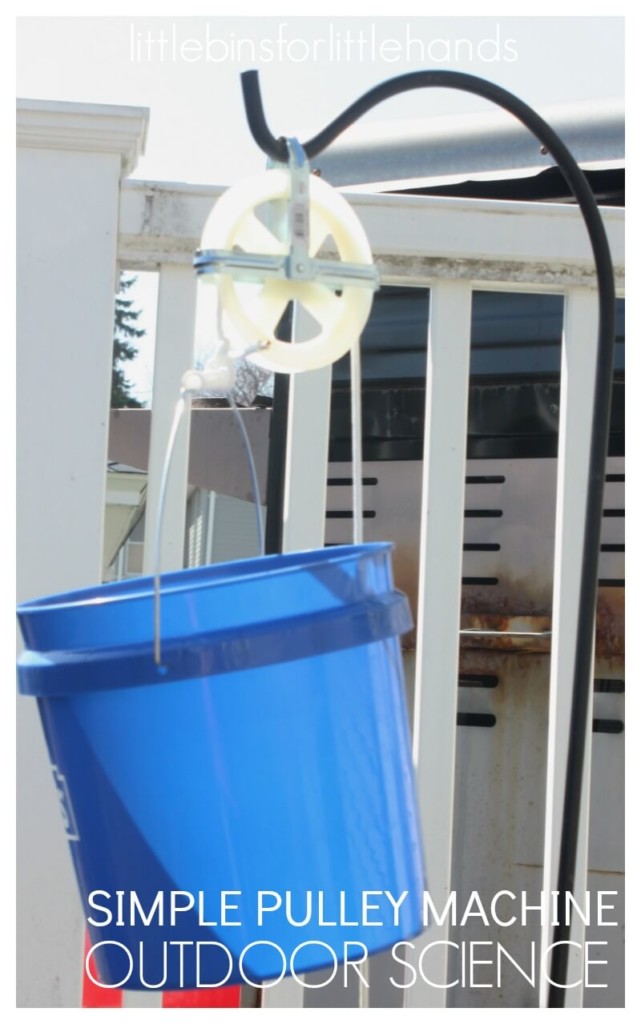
<box><xmin>16</xmin><ymin>99</ymin><xmax>625</xmax><ymax>1008</ymax></box>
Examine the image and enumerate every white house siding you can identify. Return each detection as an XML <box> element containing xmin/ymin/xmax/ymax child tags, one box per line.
<box><xmin>185</xmin><ymin>488</ymin><xmax>264</xmax><ymax>567</ymax></box>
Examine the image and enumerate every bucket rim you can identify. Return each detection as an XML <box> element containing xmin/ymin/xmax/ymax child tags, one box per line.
<box><xmin>17</xmin><ymin>542</ymin><xmax>394</xmax><ymax>616</ymax></box>
<box><xmin>18</xmin><ymin>590</ymin><xmax>412</xmax><ymax>696</ymax></box>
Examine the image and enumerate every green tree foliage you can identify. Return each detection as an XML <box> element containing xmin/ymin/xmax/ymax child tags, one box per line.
<box><xmin>112</xmin><ymin>274</ymin><xmax>145</xmax><ymax>408</ymax></box>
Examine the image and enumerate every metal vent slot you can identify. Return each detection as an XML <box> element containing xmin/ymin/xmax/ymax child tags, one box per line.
<box><xmin>461</xmin><ymin>576</ymin><xmax>499</xmax><ymax>586</ymax></box>
<box><xmin>593</xmin><ymin>719</ymin><xmax>624</xmax><ymax>734</ymax></box>
<box><xmin>462</xmin><ymin>472</ymin><xmax>505</xmax><ymax>595</ymax></box>
<box><xmin>599</xmin><ymin>463</ymin><xmax>624</xmax><ymax>585</ymax></box>
<box><xmin>594</xmin><ymin>678</ymin><xmax>625</xmax><ymax>693</ymax></box>
<box><xmin>458</xmin><ymin>674</ymin><xmax>499</xmax><ymax>688</ymax></box>
<box><xmin>322</xmin><ymin>457</ymin><xmax>624</xmax><ymax>645</ymax></box>
<box><xmin>464</xmin><ymin>542</ymin><xmax>501</xmax><ymax>551</ymax></box>
<box><xmin>327</xmin><ymin>477</ymin><xmax>379</xmax><ymax>487</ymax></box>
<box><xmin>457</xmin><ymin>712</ymin><xmax>496</xmax><ymax>728</ymax></box>
<box><xmin>464</xmin><ymin>509</ymin><xmax>503</xmax><ymax>518</ymax></box>
<box><xmin>325</xmin><ymin>471</ymin><xmax>379</xmax><ymax>546</ymax></box>
<box><xmin>326</xmin><ymin>510</ymin><xmax>376</xmax><ymax>519</ymax></box>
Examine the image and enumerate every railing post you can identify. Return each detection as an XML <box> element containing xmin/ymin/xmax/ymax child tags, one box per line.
<box><xmin>405</xmin><ymin>280</ymin><xmax>473</xmax><ymax>1007</ymax></box>
<box><xmin>16</xmin><ymin>99</ymin><xmax>148</xmax><ymax>1007</ymax></box>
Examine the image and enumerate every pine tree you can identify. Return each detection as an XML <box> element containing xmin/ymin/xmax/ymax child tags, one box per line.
<box><xmin>112</xmin><ymin>274</ymin><xmax>145</xmax><ymax>408</ymax></box>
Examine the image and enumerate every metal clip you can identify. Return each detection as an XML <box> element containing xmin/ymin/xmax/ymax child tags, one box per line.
<box><xmin>285</xmin><ymin>137</ymin><xmax>312</xmax><ymax>281</ymax></box>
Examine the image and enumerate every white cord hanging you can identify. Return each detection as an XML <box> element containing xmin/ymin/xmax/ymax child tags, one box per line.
<box><xmin>198</xmin><ymin>168</ymin><xmax>376</xmax><ymax>374</ymax></box>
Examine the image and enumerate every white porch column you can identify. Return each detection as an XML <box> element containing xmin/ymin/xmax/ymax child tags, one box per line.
<box><xmin>16</xmin><ymin>100</ymin><xmax>148</xmax><ymax>1007</ymax></box>
<box><xmin>405</xmin><ymin>280</ymin><xmax>472</xmax><ymax>1006</ymax></box>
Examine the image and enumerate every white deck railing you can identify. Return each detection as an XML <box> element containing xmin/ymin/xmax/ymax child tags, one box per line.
<box><xmin>17</xmin><ymin>99</ymin><xmax>625</xmax><ymax>1008</ymax></box>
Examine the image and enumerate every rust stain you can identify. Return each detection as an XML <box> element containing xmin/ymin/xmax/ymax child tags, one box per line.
<box><xmin>460</xmin><ymin>613</ymin><xmax>551</xmax><ymax>653</ymax></box>
<box><xmin>374</xmin><ymin>253</ymin><xmax>625</xmax><ymax>291</ymax></box>
<box><xmin>395</xmin><ymin>554</ymin><xmax>624</xmax><ymax>663</ymax></box>
<box><xmin>595</xmin><ymin>587</ymin><xmax>625</xmax><ymax>659</ymax></box>
<box><xmin>461</xmin><ymin>581</ymin><xmax>550</xmax><ymax>619</ymax></box>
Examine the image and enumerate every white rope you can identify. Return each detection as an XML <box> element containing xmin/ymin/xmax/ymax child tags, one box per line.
<box><xmin>350</xmin><ymin>334</ymin><xmax>364</xmax><ymax>545</ymax></box>
<box><xmin>227</xmin><ymin>389</ymin><xmax>265</xmax><ymax>558</ymax></box>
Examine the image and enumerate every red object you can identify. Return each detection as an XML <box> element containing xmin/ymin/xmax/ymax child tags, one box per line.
<box><xmin>81</xmin><ymin>931</ymin><xmax>241</xmax><ymax>1008</ymax></box>
<box><xmin>82</xmin><ymin>932</ymin><xmax>124</xmax><ymax>1008</ymax></box>
<box><xmin>162</xmin><ymin>987</ymin><xmax>242</xmax><ymax>1008</ymax></box>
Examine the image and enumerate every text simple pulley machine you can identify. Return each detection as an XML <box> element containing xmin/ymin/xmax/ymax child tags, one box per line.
<box><xmin>17</xmin><ymin>70</ymin><xmax>615</xmax><ymax>1005</ymax></box>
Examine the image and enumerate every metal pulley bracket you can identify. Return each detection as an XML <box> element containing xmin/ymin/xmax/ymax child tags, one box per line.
<box><xmin>192</xmin><ymin>250</ymin><xmax>379</xmax><ymax>291</ymax></box>
<box><xmin>194</xmin><ymin>137</ymin><xmax>379</xmax><ymax>374</ymax></box>
<box><xmin>285</xmin><ymin>137</ymin><xmax>312</xmax><ymax>281</ymax></box>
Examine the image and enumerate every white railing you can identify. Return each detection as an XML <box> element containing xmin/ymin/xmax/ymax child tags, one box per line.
<box><xmin>16</xmin><ymin>99</ymin><xmax>625</xmax><ymax>1008</ymax></box>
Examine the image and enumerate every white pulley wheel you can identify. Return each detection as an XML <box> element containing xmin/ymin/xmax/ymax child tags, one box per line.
<box><xmin>199</xmin><ymin>168</ymin><xmax>375</xmax><ymax>373</ymax></box>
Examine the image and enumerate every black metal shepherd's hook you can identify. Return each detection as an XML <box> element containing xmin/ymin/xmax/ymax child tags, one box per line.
<box><xmin>240</xmin><ymin>68</ymin><xmax>616</xmax><ymax>1007</ymax></box>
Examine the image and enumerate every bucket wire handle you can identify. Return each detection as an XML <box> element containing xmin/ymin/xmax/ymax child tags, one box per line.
<box><xmin>153</xmin><ymin>390</ymin><xmax>189</xmax><ymax>667</ymax></box>
<box><xmin>153</xmin><ymin>367</ymin><xmax>266</xmax><ymax>667</ymax></box>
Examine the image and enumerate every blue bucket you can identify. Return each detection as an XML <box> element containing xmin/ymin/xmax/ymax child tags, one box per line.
<box><xmin>17</xmin><ymin>543</ymin><xmax>424</xmax><ymax>990</ymax></box>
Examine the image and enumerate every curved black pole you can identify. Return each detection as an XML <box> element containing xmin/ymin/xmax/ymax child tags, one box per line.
<box><xmin>240</xmin><ymin>68</ymin><xmax>617</xmax><ymax>1006</ymax></box>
